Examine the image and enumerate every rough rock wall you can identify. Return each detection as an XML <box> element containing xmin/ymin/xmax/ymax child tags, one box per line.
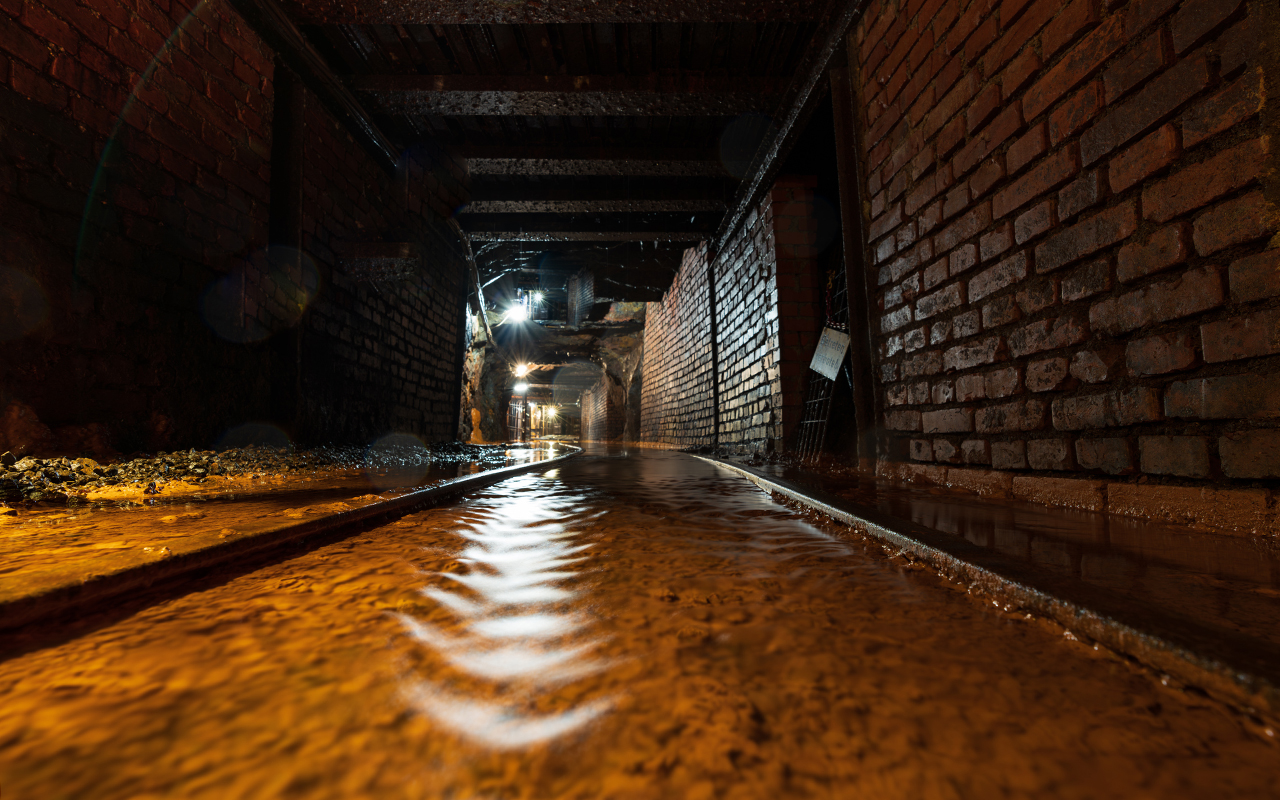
<box><xmin>853</xmin><ymin>0</ymin><xmax>1280</xmax><ymax>483</ymax></box>
<box><xmin>0</xmin><ymin>0</ymin><xmax>468</xmax><ymax>453</ymax></box>
<box><xmin>581</xmin><ymin>374</ymin><xmax>623</xmax><ymax>443</ymax></box>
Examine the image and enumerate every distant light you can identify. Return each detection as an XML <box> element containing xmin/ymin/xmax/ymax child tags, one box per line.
<box><xmin>514</xmin><ymin>363</ymin><xmax>529</xmax><ymax>377</ymax></box>
<box><xmin>547</xmin><ymin>406</ymin><xmax>557</xmax><ymax>418</ymax></box>
<box><xmin>529</xmin><ymin>402</ymin><xmax>537</xmax><ymax>409</ymax></box>
<box><xmin>506</xmin><ymin>304</ymin><xmax>528</xmax><ymax>323</ymax></box>
<box><xmin>513</xmin><ymin>382</ymin><xmax>529</xmax><ymax>393</ymax></box>
<box><xmin>531</xmin><ymin>291</ymin><xmax>544</xmax><ymax>304</ymax></box>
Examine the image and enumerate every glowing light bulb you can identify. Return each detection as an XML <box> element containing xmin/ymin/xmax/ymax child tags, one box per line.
<box><xmin>547</xmin><ymin>406</ymin><xmax>557</xmax><ymax>418</ymax></box>
<box><xmin>514</xmin><ymin>363</ymin><xmax>529</xmax><ymax>377</ymax></box>
<box><xmin>506</xmin><ymin>304</ymin><xmax>528</xmax><ymax>323</ymax></box>
<box><xmin>513</xmin><ymin>382</ymin><xmax>529</xmax><ymax>393</ymax></box>
<box><xmin>531</xmin><ymin>291</ymin><xmax>544</xmax><ymax>304</ymax></box>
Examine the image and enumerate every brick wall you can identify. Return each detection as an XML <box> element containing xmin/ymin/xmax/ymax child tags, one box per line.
<box><xmin>581</xmin><ymin>375</ymin><xmax>622</xmax><ymax>442</ymax></box>
<box><xmin>640</xmin><ymin>243</ymin><xmax>716</xmax><ymax>447</ymax></box>
<box><xmin>640</xmin><ymin>179</ymin><xmax>823</xmax><ymax>453</ymax></box>
<box><xmin>0</xmin><ymin>0</ymin><xmax>468</xmax><ymax>452</ymax></box>
<box><xmin>853</xmin><ymin>0</ymin><xmax>1279</xmax><ymax>483</ymax></box>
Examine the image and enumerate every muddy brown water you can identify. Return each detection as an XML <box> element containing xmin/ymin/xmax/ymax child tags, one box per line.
<box><xmin>1</xmin><ymin>449</ymin><xmax>1277</xmax><ymax>798</ymax></box>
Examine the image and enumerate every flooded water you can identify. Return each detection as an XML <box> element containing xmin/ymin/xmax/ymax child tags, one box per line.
<box><xmin>1</xmin><ymin>449</ymin><xmax>1277</xmax><ymax>798</ymax></box>
<box><xmin>0</xmin><ymin>446</ymin><xmax>561</xmax><ymax>609</ymax></box>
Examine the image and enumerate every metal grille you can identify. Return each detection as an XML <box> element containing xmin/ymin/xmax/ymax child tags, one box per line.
<box><xmin>794</xmin><ymin>263</ymin><xmax>850</xmax><ymax>462</ymax></box>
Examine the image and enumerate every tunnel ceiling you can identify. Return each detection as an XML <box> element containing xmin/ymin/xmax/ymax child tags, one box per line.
<box><xmin>277</xmin><ymin>0</ymin><xmax>844</xmax><ymax>300</ymax></box>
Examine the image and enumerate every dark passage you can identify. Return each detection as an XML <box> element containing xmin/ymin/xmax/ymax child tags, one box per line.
<box><xmin>2</xmin><ymin>450</ymin><xmax>1276</xmax><ymax>798</ymax></box>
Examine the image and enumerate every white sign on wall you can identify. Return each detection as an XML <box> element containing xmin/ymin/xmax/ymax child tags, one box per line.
<box><xmin>808</xmin><ymin>326</ymin><xmax>850</xmax><ymax>380</ymax></box>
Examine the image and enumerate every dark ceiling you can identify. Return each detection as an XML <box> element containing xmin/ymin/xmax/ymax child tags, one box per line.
<box><xmin>282</xmin><ymin>0</ymin><xmax>843</xmax><ymax>304</ymax></box>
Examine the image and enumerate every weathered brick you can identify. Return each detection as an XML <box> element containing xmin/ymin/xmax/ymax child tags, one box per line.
<box><xmin>935</xmin><ymin>201</ymin><xmax>993</xmax><ymax>254</ymax></box>
<box><xmin>1200</xmin><ymin>309</ymin><xmax>1280</xmax><ymax>363</ymax></box>
<box><xmin>1075</xmin><ymin>437</ymin><xmax>1134</xmax><ymax>474</ymax></box>
<box><xmin>1142</xmin><ymin>137</ymin><xmax>1267</xmax><ymax>223</ymax></box>
<box><xmin>1042</xmin><ymin>0</ymin><xmax>1099</xmax><ymax>58</ymax></box>
<box><xmin>1219</xmin><ymin>430</ymin><xmax>1280</xmax><ymax>479</ymax></box>
<box><xmin>903</xmin><ymin>349</ymin><xmax>944</xmax><ymax>376</ymax></box>
<box><xmin>943</xmin><ymin>183</ymin><xmax>971</xmax><ymax>219</ymax></box>
<box><xmin>933</xmin><ymin>438</ymin><xmax>961</xmax><ymax>463</ymax></box>
<box><xmin>1108</xmin><ymin>124</ymin><xmax>1179</xmax><ymax>193</ymax></box>
<box><xmin>916</xmin><ymin>282</ymin><xmax>964</xmax><ymax>320</ymax></box>
<box><xmin>1016</xmin><ymin>277</ymin><xmax>1058</xmax><ymax>315</ymax></box>
<box><xmin>932</xmin><ymin>379</ymin><xmax>955</xmax><ymax>404</ymax></box>
<box><xmin>993</xmin><ymin>145</ymin><xmax>1079</xmax><ymax>219</ymax></box>
<box><xmin>954</xmin><ymin>104</ymin><xmax>1022</xmax><ymax>177</ymax></box>
<box><xmin>949</xmin><ymin>243</ymin><xmax>979</xmax><ymax>276</ymax></box>
<box><xmin>968</xmin><ymin>252</ymin><xmax>1028</xmax><ymax>302</ymax></box>
<box><xmin>984</xmin><ymin>366</ymin><xmax>1022</xmax><ymax>398</ymax></box>
<box><xmin>1117</xmin><ymin>223</ymin><xmax>1189</xmax><ymax>283</ymax></box>
<box><xmin>970</xmin><ymin>158</ymin><xmax>1005</xmax><ymax>199</ymax></box>
<box><xmin>1192</xmin><ymin>191</ymin><xmax>1277</xmax><ymax>256</ymax></box>
<box><xmin>1171</xmin><ymin>0</ymin><xmax>1244</xmax><ymax>54</ymax></box>
<box><xmin>1139</xmin><ymin>435</ymin><xmax>1210</xmax><ymax>477</ymax></box>
<box><xmin>1056</xmin><ymin>171</ymin><xmax>1098</xmax><ymax>221</ymax></box>
<box><xmin>1165</xmin><ymin>373</ymin><xmax>1280</xmax><ymax>419</ymax></box>
<box><xmin>1025</xmin><ymin>357</ymin><xmax>1071</xmax><ymax>392</ymax></box>
<box><xmin>979</xmin><ymin>222</ymin><xmax>1013</xmax><ymax>263</ymax></box>
<box><xmin>886</xmin><ymin>409</ymin><xmax>924</xmax><ymax>431</ymax></box>
<box><xmin>961</xmin><ymin>438</ymin><xmax>991</xmax><ymax>464</ymax></box>
<box><xmin>967</xmin><ymin>82</ymin><xmax>1002</xmax><ymax>135</ymax></box>
<box><xmin>1125</xmin><ymin>331</ymin><xmax>1198</xmax><ymax>376</ymax></box>
<box><xmin>999</xmin><ymin>47</ymin><xmax>1042</xmax><ymax>99</ymax></box>
<box><xmin>953</xmin><ymin>309</ymin><xmax>982</xmax><ymax>338</ymax></box>
<box><xmin>1228</xmin><ymin>249</ymin><xmax>1280</xmax><ymax>302</ymax></box>
<box><xmin>956</xmin><ymin>373</ymin><xmax>986</xmax><ymax>401</ymax></box>
<box><xmin>944</xmin><ymin>335</ymin><xmax>1002</xmax><ymax>371</ymax></box>
<box><xmin>923</xmin><ymin>407</ymin><xmax>974</xmax><ymax>433</ymax></box>
<box><xmin>1028</xmin><ymin>438</ymin><xmax>1074</xmax><ymax>470</ymax></box>
<box><xmin>1049</xmin><ymin>80</ymin><xmax>1103</xmax><ymax>146</ymax></box>
<box><xmin>1070</xmin><ymin>347</ymin><xmax>1123</xmax><ymax>384</ymax></box>
<box><xmin>1089</xmin><ymin>266</ymin><xmax>1224</xmax><ymax>335</ymax></box>
<box><xmin>1008</xmin><ymin>314</ymin><xmax>1088</xmax><ymax>358</ymax></box>
<box><xmin>976</xmin><ymin>399</ymin><xmax>1047</xmax><ymax>433</ymax></box>
<box><xmin>909</xmin><ymin>380</ymin><xmax>931</xmax><ymax>404</ymax></box>
<box><xmin>911</xmin><ymin>438</ymin><xmax>934</xmax><ymax>460</ymax></box>
<box><xmin>991</xmin><ymin>440</ymin><xmax>1026</xmax><ymax>469</ymax></box>
<box><xmin>1181</xmin><ymin>68</ymin><xmax>1262</xmax><ymax>148</ymax></box>
<box><xmin>1125</xmin><ymin>0</ymin><xmax>1181</xmax><ymax>38</ymax></box>
<box><xmin>1007</xmin><ymin>123</ymin><xmax>1047</xmax><ymax>175</ymax></box>
<box><xmin>1024</xmin><ymin>15</ymin><xmax>1125</xmax><ymax>121</ymax></box>
<box><xmin>1218</xmin><ymin>18</ymin><xmax>1257</xmax><ymax>76</ymax></box>
<box><xmin>1052</xmin><ymin>387</ymin><xmax>1162</xmax><ymax>430</ymax></box>
<box><xmin>882</xmin><ymin>305</ymin><xmax>914</xmax><ymax>332</ymax></box>
<box><xmin>982</xmin><ymin>295</ymin><xmax>1021</xmax><ymax>328</ymax></box>
<box><xmin>923</xmin><ymin>257</ymin><xmax>950</xmax><ymax>289</ymax></box>
<box><xmin>1102</xmin><ymin>31</ymin><xmax>1165</xmax><ymax>102</ymax></box>
<box><xmin>1061</xmin><ymin>258</ymin><xmax>1112</xmax><ymax>302</ymax></box>
<box><xmin>905</xmin><ymin>326</ymin><xmax>929</xmax><ymax>352</ymax></box>
<box><xmin>1080</xmin><ymin>56</ymin><xmax>1211</xmax><ymax>167</ymax></box>
<box><xmin>1014</xmin><ymin>200</ymin><xmax>1055</xmax><ymax>245</ymax></box>
<box><xmin>1035</xmin><ymin>200</ymin><xmax>1137</xmax><ymax>274</ymax></box>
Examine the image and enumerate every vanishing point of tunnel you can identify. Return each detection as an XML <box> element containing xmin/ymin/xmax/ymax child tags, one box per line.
<box><xmin>2</xmin><ymin>0</ymin><xmax>1280</xmax><ymax>796</ymax></box>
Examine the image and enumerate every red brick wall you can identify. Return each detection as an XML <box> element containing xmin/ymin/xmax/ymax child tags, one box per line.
<box><xmin>581</xmin><ymin>375</ymin><xmax>622</xmax><ymax>442</ymax></box>
<box><xmin>0</xmin><ymin>0</ymin><xmax>468</xmax><ymax>451</ymax></box>
<box><xmin>853</xmin><ymin>0</ymin><xmax>1278</xmax><ymax>481</ymax></box>
<box><xmin>640</xmin><ymin>179</ymin><xmax>822</xmax><ymax>453</ymax></box>
<box><xmin>640</xmin><ymin>243</ymin><xmax>716</xmax><ymax>447</ymax></box>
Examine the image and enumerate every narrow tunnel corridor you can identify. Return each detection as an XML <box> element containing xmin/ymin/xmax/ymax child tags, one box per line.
<box><xmin>2</xmin><ymin>0</ymin><xmax>1280</xmax><ymax>794</ymax></box>
<box><xmin>4</xmin><ymin>449</ymin><xmax>1277</xmax><ymax>798</ymax></box>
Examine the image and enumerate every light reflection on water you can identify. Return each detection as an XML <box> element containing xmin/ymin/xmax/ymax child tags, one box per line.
<box><xmin>396</xmin><ymin>474</ymin><xmax>616</xmax><ymax>749</ymax></box>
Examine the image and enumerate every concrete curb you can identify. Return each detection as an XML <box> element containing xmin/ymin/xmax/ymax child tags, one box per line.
<box><xmin>695</xmin><ymin>455</ymin><xmax>1280</xmax><ymax>722</ymax></box>
<box><xmin>0</xmin><ymin>447</ymin><xmax>581</xmax><ymax>631</ymax></box>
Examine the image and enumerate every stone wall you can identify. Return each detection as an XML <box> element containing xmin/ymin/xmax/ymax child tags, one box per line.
<box><xmin>852</xmin><ymin>0</ymin><xmax>1280</xmax><ymax>483</ymax></box>
<box><xmin>0</xmin><ymin>0</ymin><xmax>468</xmax><ymax>453</ymax></box>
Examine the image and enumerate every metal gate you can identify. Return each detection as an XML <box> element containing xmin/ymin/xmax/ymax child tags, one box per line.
<box><xmin>794</xmin><ymin>263</ymin><xmax>851</xmax><ymax>463</ymax></box>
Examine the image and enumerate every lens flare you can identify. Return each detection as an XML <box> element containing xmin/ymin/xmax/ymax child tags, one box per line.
<box><xmin>0</xmin><ymin>267</ymin><xmax>49</xmax><ymax>341</ymax></box>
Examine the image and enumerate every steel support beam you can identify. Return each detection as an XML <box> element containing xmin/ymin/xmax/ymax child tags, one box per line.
<box><xmin>285</xmin><ymin>0</ymin><xmax>823</xmax><ymax>25</ymax></box>
<box><xmin>350</xmin><ymin>74</ymin><xmax>784</xmax><ymax>116</ymax></box>
<box><xmin>460</xmin><ymin>211</ymin><xmax>719</xmax><ymax>233</ymax></box>
<box><xmin>226</xmin><ymin>0</ymin><xmax>399</xmax><ymax>171</ymax></box>
<box><xmin>468</xmin><ymin>158</ymin><xmax>731</xmax><ymax>177</ymax></box>
<box><xmin>469</xmin><ymin>176</ymin><xmax>737</xmax><ymax>202</ymax></box>
<box><xmin>712</xmin><ymin>0</ymin><xmax>866</xmax><ymax>250</ymax></box>
<box><xmin>469</xmin><ymin>232</ymin><xmax>705</xmax><ymax>242</ymax></box>
<box><xmin>461</xmin><ymin>200</ymin><xmax>726</xmax><ymax>214</ymax></box>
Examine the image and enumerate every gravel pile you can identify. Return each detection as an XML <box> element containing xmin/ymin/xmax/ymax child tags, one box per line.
<box><xmin>0</xmin><ymin>442</ymin><xmax>527</xmax><ymax>505</ymax></box>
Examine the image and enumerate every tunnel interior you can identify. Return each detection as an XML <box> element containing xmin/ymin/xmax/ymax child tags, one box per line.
<box><xmin>2</xmin><ymin>0</ymin><xmax>1279</xmax><ymax>794</ymax></box>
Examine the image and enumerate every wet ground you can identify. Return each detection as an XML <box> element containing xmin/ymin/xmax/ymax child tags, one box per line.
<box><xmin>0</xmin><ymin>446</ymin><xmax>560</xmax><ymax>611</ymax></box>
<box><xmin>1</xmin><ymin>448</ymin><xmax>1277</xmax><ymax>798</ymax></box>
